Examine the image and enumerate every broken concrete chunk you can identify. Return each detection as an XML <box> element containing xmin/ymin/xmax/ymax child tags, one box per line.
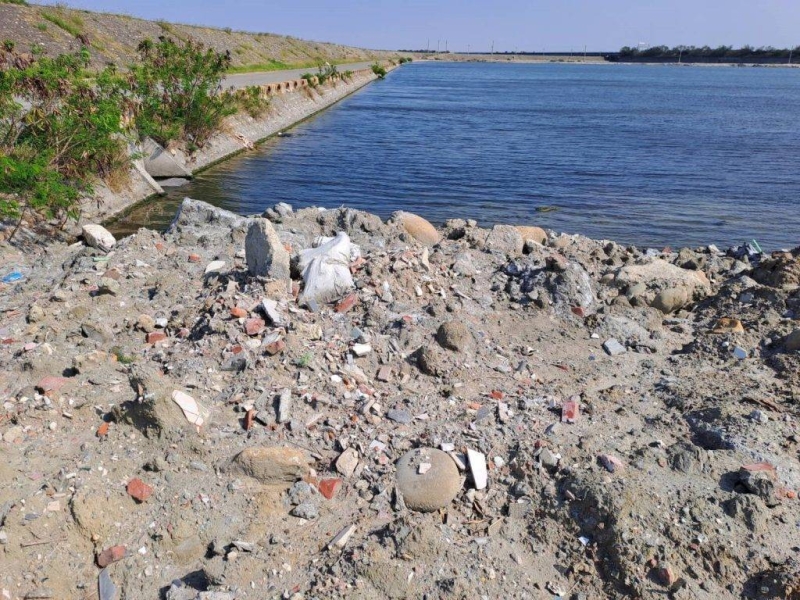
<box><xmin>246</xmin><ymin>218</ymin><xmax>291</xmax><ymax>280</ymax></box>
<box><xmin>603</xmin><ymin>338</ymin><xmax>627</xmax><ymax>356</ymax></box>
<box><xmin>82</xmin><ymin>224</ymin><xmax>116</xmax><ymax>252</ymax></box>
<box><xmin>205</xmin><ymin>260</ymin><xmax>226</xmax><ymax>275</ymax></box>
<box><xmin>277</xmin><ymin>389</ymin><xmax>292</xmax><ymax>424</ymax></box>
<box><xmin>467</xmin><ymin>448</ymin><xmax>488</xmax><ymax>490</ymax></box>
<box><xmin>329</xmin><ymin>524</ymin><xmax>356</xmax><ymax>549</ymax></box>
<box><xmin>335</xmin><ymin>447</ymin><xmax>359</xmax><ymax>477</ymax></box>
<box><xmin>142</xmin><ymin>137</ymin><xmax>192</xmax><ymax>178</ymax></box>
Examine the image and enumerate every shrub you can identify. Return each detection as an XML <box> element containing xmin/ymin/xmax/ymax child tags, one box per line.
<box><xmin>128</xmin><ymin>36</ymin><xmax>236</xmax><ymax>147</ymax></box>
<box><xmin>371</xmin><ymin>62</ymin><xmax>387</xmax><ymax>78</ymax></box>
<box><xmin>236</xmin><ymin>85</ymin><xmax>270</xmax><ymax>118</ymax></box>
<box><xmin>0</xmin><ymin>46</ymin><xmax>131</xmax><ymax>235</ymax></box>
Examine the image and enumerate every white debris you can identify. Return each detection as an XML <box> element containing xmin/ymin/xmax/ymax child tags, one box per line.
<box><xmin>204</xmin><ymin>260</ymin><xmax>226</xmax><ymax>274</ymax></box>
<box><xmin>467</xmin><ymin>448</ymin><xmax>488</xmax><ymax>490</ymax></box>
<box><xmin>171</xmin><ymin>390</ymin><xmax>209</xmax><ymax>431</ymax></box>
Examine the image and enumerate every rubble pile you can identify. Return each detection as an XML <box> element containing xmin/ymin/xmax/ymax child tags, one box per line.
<box><xmin>0</xmin><ymin>199</ymin><xmax>797</xmax><ymax>599</ymax></box>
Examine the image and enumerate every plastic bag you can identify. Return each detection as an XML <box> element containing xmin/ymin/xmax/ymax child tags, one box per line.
<box><xmin>298</xmin><ymin>232</ymin><xmax>358</xmax><ymax>306</ymax></box>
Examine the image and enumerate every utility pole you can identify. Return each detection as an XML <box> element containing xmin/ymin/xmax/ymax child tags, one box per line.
<box><xmin>427</xmin><ymin>39</ymin><xmax>429</xmax><ymax>52</ymax></box>
<box><xmin>437</xmin><ymin>39</ymin><xmax>440</xmax><ymax>53</ymax></box>
<box><xmin>445</xmin><ymin>40</ymin><xmax>448</xmax><ymax>52</ymax></box>
<box><xmin>584</xmin><ymin>45</ymin><xmax>587</xmax><ymax>62</ymax></box>
<box><xmin>790</xmin><ymin>47</ymin><xmax>794</xmax><ymax>65</ymax></box>
<box><xmin>468</xmin><ymin>44</ymin><xmax>470</xmax><ymax>54</ymax></box>
<box><xmin>678</xmin><ymin>45</ymin><xmax>684</xmax><ymax>64</ymax></box>
<box><xmin>491</xmin><ymin>40</ymin><xmax>494</xmax><ymax>55</ymax></box>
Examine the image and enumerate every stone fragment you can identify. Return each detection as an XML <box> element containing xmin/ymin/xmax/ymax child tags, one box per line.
<box><xmin>205</xmin><ymin>261</ymin><xmax>226</xmax><ymax>275</ymax></box>
<box><xmin>227</xmin><ymin>446</ymin><xmax>311</xmax><ymax>485</ymax></box>
<box><xmin>137</xmin><ymin>314</ymin><xmax>156</xmax><ymax>333</ymax></box>
<box><xmin>36</xmin><ymin>376</ymin><xmax>68</xmax><ymax>393</ymax></box>
<box><xmin>291</xmin><ymin>502</ymin><xmax>318</xmax><ymax>520</ymax></box>
<box><xmin>351</xmin><ymin>343</ymin><xmax>372</xmax><ymax>357</ymax></box>
<box><xmin>260</xmin><ymin>299</ymin><xmax>284</xmax><ymax>326</ymax></box>
<box><xmin>739</xmin><ymin>462</ymin><xmax>778</xmax><ymax>505</ymax></box>
<box><xmin>98</xmin><ymin>277</ymin><xmax>120</xmax><ymax>296</ymax></box>
<box><xmin>396</xmin><ymin>448</ymin><xmax>462</xmax><ymax>512</ymax></box>
<box><xmin>126</xmin><ymin>478</ymin><xmax>153</xmax><ymax>503</ymax></box>
<box><xmin>141</xmin><ymin>137</ymin><xmax>192</xmax><ymax>178</ymax></box>
<box><xmin>435</xmin><ymin>321</ymin><xmax>474</xmax><ymax>352</ymax></box>
<box><xmin>785</xmin><ymin>328</ymin><xmax>800</xmax><ymax>352</ymax></box>
<box><xmin>467</xmin><ymin>448</ymin><xmax>488</xmax><ymax>490</ymax></box>
<box><xmin>82</xmin><ymin>224</ymin><xmax>116</xmax><ymax>252</ymax></box>
<box><xmin>98</xmin><ymin>568</ymin><xmax>117</xmax><ymax>600</ymax></box>
<box><xmin>393</xmin><ymin>211</ymin><xmax>440</xmax><ymax>246</ymax></box>
<box><xmin>516</xmin><ymin>225</ymin><xmax>547</xmax><ymax>245</ymax></box>
<box><xmin>598</xmin><ymin>454</ymin><xmax>625</xmax><ymax>473</ymax></box>
<box><xmin>328</xmin><ymin>524</ymin><xmax>356</xmax><ymax>549</ymax></box>
<box><xmin>376</xmin><ymin>366</ymin><xmax>392</xmax><ymax>382</ymax></box>
<box><xmin>651</xmin><ymin>287</ymin><xmax>691</xmax><ymax>314</ymax></box>
<box><xmin>96</xmin><ymin>545</ymin><xmax>126</xmax><ymax>568</ymax></box>
<box><xmin>602</xmin><ymin>338</ymin><xmax>626</xmax><ymax>356</ymax></box>
<box><xmin>387</xmin><ymin>409</ymin><xmax>412</xmax><ymax>424</ymax></box>
<box><xmin>264</xmin><ymin>339</ymin><xmax>285</xmax><ymax>355</ymax></box>
<box><xmin>245</xmin><ymin>218</ymin><xmax>291</xmax><ymax>280</ymax></box>
<box><xmin>335</xmin><ymin>447</ymin><xmax>359</xmax><ymax>477</ymax></box>
<box><xmin>230</xmin><ymin>307</ymin><xmax>247</xmax><ymax>319</ymax></box>
<box><xmin>485</xmin><ymin>224</ymin><xmax>524</xmax><ymax>255</ymax></box>
<box><xmin>277</xmin><ymin>389</ymin><xmax>292</xmax><ymax>423</ymax></box>
<box><xmin>733</xmin><ymin>346</ymin><xmax>747</xmax><ymax>360</ymax></box>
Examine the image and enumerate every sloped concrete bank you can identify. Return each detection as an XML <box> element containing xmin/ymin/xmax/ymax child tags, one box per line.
<box><xmin>88</xmin><ymin>67</ymin><xmax>387</xmax><ymax>225</ymax></box>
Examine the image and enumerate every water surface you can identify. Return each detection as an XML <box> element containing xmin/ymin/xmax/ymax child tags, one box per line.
<box><xmin>114</xmin><ymin>62</ymin><xmax>800</xmax><ymax>249</ymax></box>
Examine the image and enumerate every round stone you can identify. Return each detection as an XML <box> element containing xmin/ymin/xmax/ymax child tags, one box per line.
<box><xmin>396</xmin><ymin>448</ymin><xmax>462</xmax><ymax>512</ymax></box>
<box><xmin>394</xmin><ymin>211</ymin><xmax>441</xmax><ymax>247</ymax></box>
<box><xmin>436</xmin><ymin>321</ymin><xmax>474</xmax><ymax>353</ymax></box>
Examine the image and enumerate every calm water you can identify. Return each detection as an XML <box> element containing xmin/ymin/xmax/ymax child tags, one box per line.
<box><xmin>114</xmin><ymin>62</ymin><xmax>800</xmax><ymax>249</ymax></box>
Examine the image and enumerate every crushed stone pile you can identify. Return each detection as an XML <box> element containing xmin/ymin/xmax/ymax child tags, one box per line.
<box><xmin>0</xmin><ymin>199</ymin><xmax>798</xmax><ymax>600</ymax></box>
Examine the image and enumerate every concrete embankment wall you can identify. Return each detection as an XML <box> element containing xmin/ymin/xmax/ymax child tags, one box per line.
<box><xmin>88</xmin><ymin>66</ymin><xmax>387</xmax><ymax>224</ymax></box>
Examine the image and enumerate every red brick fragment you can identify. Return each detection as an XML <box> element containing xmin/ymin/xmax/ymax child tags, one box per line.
<box><xmin>318</xmin><ymin>478</ymin><xmax>342</xmax><ymax>500</ymax></box>
<box><xmin>36</xmin><ymin>376</ymin><xmax>68</xmax><ymax>393</ymax></box>
<box><xmin>244</xmin><ymin>317</ymin><xmax>265</xmax><ymax>336</ymax></box>
<box><xmin>561</xmin><ymin>399</ymin><xmax>579</xmax><ymax>423</ymax></box>
<box><xmin>230</xmin><ymin>307</ymin><xmax>248</xmax><ymax>319</ymax></box>
<box><xmin>244</xmin><ymin>409</ymin><xmax>255</xmax><ymax>431</ymax></box>
<box><xmin>176</xmin><ymin>328</ymin><xmax>190</xmax><ymax>338</ymax></box>
<box><xmin>188</xmin><ymin>253</ymin><xmax>201</xmax><ymax>263</ymax></box>
<box><xmin>96</xmin><ymin>545</ymin><xmax>126</xmax><ymax>568</ymax></box>
<box><xmin>490</xmin><ymin>390</ymin><xmax>504</xmax><ymax>400</ymax></box>
<box><xmin>335</xmin><ymin>293</ymin><xmax>359</xmax><ymax>313</ymax></box>
<box><xmin>146</xmin><ymin>331</ymin><xmax>167</xmax><ymax>344</ymax></box>
<box><xmin>127</xmin><ymin>478</ymin><xmax>153</xmax><ymax>503</ymax></box>
<box><xmin>741</xmin><ymin>462</ymin><xmax>776</xmax><ymax>474</ymax></box>
<box><xmin>265</xmin><ymin>339</ymin><xmax>285</xmax><ymax>355</ymax></box>
<box><xmin>652</xmin><ymin>564</ymin><xmax>676</xmax><ymax>587</ymax></box>
<box><xmin>154</xmin><ymin>242</ymin><xmax>165</xmax><ymax>252</ymax></box>
<box><xmin>571</xmin><ymin>306</ymin><xmax>586</xmax><ymax>318</ymax></box>
<box><xmin>96</xmin><ymin>422</ymin><xmax>109</xmax><ymax>438</ymax></box>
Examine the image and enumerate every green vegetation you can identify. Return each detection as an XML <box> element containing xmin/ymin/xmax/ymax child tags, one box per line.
<box><xmin>129</xmin><ymin>36</ymin><xmax>236</xmax><ymax>148</ymax></box>
<box><xmin>0</xmin><ymin>46</ymin><xmax>131</xmax><ymax>235</ymax></box>
<box><xmin>0</xmin><ymin>0</ymin><xmax>29</xmax><ymax>5</ymax></box>
<box><xmin>398</xmin><ymin>56</ymin><xmax>413</xmax><ymax>64</ymax></box>
<box><xmin>371</xmin><ymin>62</ymin><xmax>387</xmax><ymax>78</ymax></box>
<box><xmin>36</xmin><ymin>23</ymin><xmax>48</xmax><ymax>32</ymax></box>
<box><xmin>236</xmin><ymin>85</ymin><xmax>270</xmax><ymax>119</ymax></box>
<box><xmin>41</xmin><ymin>10</ymin><xmax>85</xmax><ymax>37</ymax></box>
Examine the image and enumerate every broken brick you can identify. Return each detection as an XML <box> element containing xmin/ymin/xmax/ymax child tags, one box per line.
<box><xmin>561</xmin><ymin>399</ymin><xmax>579</xmax><ymax>423</ymax></box>
<box><xmin>188</xmin><ymin>253</ymin><xmax>201</xmax><ymax>263</ymax></box>
<box><xmin>244</xmin><ymin>408</ymin><xmax>255</xmax><ymax>431</ymax></box>
<box><xmin>96</xmin><ymin>545</ymin><xmax>126</xmax><ymax>568</ymax></box>
<box><xmin>335</xmin><ymin>293</ymin><xmax>359</xmax><ymax>313</ymax></box>
<box><xmin>127</xmin><ymin>478</ymin><xmax>153</xmax><ymax>503</ymax></box>
<box><xmin>230</xmin><ymin>307</ymin><xmax>248</xmax><ymax>319</ymax></box>
<box><xmin>317</xmin><ymin>478</ymin><xmax>342</xmax><ymax>500</ymax></box>
<box><xmin>96</xmin><ymin>422</ymin><xmax>109</xmax><ymax>438</ymax></box>
<box><xmin>244</xmin><ymin>317</ymin><xmax>265</xmax><ymax>336</ymax></box>
<box><xmin>36</xmin><ymin>376</ymin><xmax>68</xmax><ymax>393</ymax></box>
<box><xmin>265</xmin><ymin>339</ymin><xmax>285</xmax><ymax>355</ymax></box>
<box><xmin>146</xmin><ymin>331</ymin><xmax>167</xmax><ymax>344</ymax></box>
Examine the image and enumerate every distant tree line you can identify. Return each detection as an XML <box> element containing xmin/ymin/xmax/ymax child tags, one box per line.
<box><xmin>611</xmin><ymin>45</ymin><xmax>800</xmax><ymax>64</ymax></box>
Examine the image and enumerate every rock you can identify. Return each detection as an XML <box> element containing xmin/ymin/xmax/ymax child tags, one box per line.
<box><xmin>733</xmin><ymin>346</ymin><xmax>747</xmax><ymax>360</ymax></box>
<box><xmin>396</xmin><ymin>448</ymin><xmax>462</xmax><ymax>512</ymax></box>
<box><xmin>416</xmin><ymin>345</ymin><xmax>446</xmax><ymax>377</ymax></box>
<box><xmin>260</xmin><ymin>299</ymin><xmax>284</xmax><ymax>326</ymax></box>
<box><xmin>171</xmin><ymin>390</ymin><xmax>210</xmax><ymax>430</ymax></box>
<box><xmin>435</xmin><ymin>321</ymin><xmax>474</xmax><ymax>352</ymax></box>
<box><xmin>291</xmin><ymin>502</ymin><xmax>318</xmax><ymax>520</ymax></box>
<box><xmin>516</xmin><ymin>225</ymin><xmax>547</xmax><ymax>245</ymax></box>
<box><xmin>335</xmin><ymin>292</ymin><xmax>359</xmax><ymax>313</ymax></box>
<box><xmin>598</xmin><ymin>454</ymin><xmax>625</xmax><ymax>473</ymax></box>
<box><xmin>739</xmin><ymin>462</ymin><xmax>778</xmax><ymax>505</ymax></box>
<box><xmin>98</xmin><ymin>277</ymin><xmax>120</xmax><ymax>296</ymax></box>
<box><xmin>387</xmin><ymin>409</ymin><xmax>412</xmax><ymax>424</ymax></box>
<box><xmin>81</xmin><ymin>224</ymin><xmax>116</xmax><ymax>252</ymax></box>
<box><xmin>785</xmin><ymin>328</ymin><xmax>800</xmax><ymax>352</ymax></box>
<box><xmin>126</xmin><ymin>478</ymin><xmax>153</xmax><ymax>503</ymax></box>
<box><xmin>602</xmin><ymin>338</ymin><xmax>627</xmax><ymax>356</ymax></box>
<box><xmin>137</xmin><ymin>314</ymin><xmax>156</xmax><ymax>333</ymax></box>
<box><xmin>244</xmin><ymin>317</ymin><xmax>265</xmax><ymax>336</ymax></box>
<box><xmin>277</xmin><ymin>389</ymin><xmax>292</xmax><ymax>423</ymax></box>
<box><xmin>245</xmin><ymin>218</ymin><xmax>291</xmax><ymax>280</ymax></box>
<box><xmin>204</xmin><ymin>260</ymin><xmax>226</xmax><ymax>275</ymax></box>
<box><xmin>146</xmin><ymin>331</ymin><xmax>167</xmax><ymax>344</ymax></box>
<box><xmin>96</xmin><ymin>545</ymin><xmax>126</xmax><ymax>568</ymax></box>
<box><xmin>651</xmin><ymin>287</ymin><xmax>691</xmax><ymax>314</ymax></box>
<box><xmin>711</xmin><ymin>318</ymin><xmax>745</xmax><ymax>334</ymax></box>
<box><xmin>485</xmin><ymin>224</ymin><xmax>524</xmax><ymax>255</ymax></box>
<box><xmin>158</xmin><ymin>177</ymin><xmax>190</xmax><ymax>187</ymax></box>
<box><xmin>142</xmin><ymin>137</ymin><xmax>192</xmax><ymax>178</ymax></box>
<box><xmin>352</xmin><ymin>343</ymin><xmax>372</xmax><ymax>357</ymax></box>
<box><xmin>393</xmin><ymin>211</ymin><xmax>440</xmax><ymax>246</ymax></box>
<box><xmin>98</xmin><ymin>568</ymin><xmax>117</xmax><ymax>600</ymax></box>
<box><xmin>466</xmin><ymin>448</ymin><xmax>488</xmax><ymax>490</ymax></box>
<box><xmin>335</xmin><ymin>447</ymin><xmax>359</xmax><ymax>477</ymax></box>
<box><xmin>227</xmin><ymin>446</ymin><xmax>310</xmax><ymax>485</ymax></box>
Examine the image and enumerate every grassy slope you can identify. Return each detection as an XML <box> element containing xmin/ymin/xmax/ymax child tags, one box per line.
<box><xmin>0</xmin><ymin>2</ymin><xmax>395</xmax><ymax>71</ymax></box>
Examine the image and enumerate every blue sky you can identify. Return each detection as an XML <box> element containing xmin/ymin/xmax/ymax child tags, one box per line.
<box><xmin>31</xmin><ymin>1</ymin><xmax>800</xmax><ymax>51</ymax></box>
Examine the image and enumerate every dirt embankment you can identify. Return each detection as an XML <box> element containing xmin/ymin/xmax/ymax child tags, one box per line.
<box><xmin>0</xmin><ymin>199</ymin><xmax>798</xmax><ymax>600</ymax></box>
<box><xmin>0</xmin><ymin>3</ymin><xmax>393</xmax><ymax>70</ymax></box>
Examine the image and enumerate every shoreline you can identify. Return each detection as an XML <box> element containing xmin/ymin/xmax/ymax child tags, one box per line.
<box><xmin>83</xmin><ymin>65</ymin><xmax>394</xmax><ymax>229</ymax></box>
